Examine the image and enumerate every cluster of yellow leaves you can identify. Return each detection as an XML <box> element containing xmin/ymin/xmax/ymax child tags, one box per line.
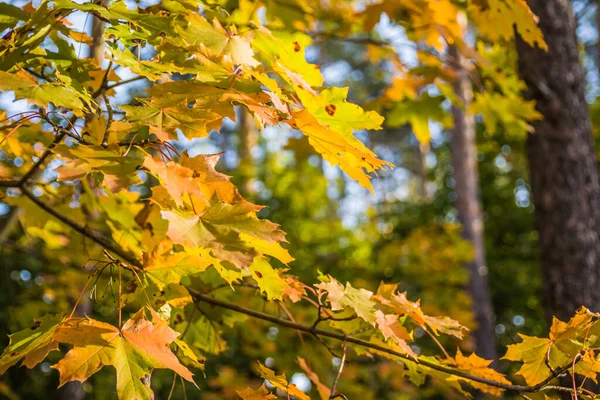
<box><xmin>469</xmin><ymin>0</ymin><xmax>547</xmax><ymax>49</ymax></box>
<box><xmin>358</xmin><ymin>0</ymin><xmax>545</xmax><ymax>146</ymax></box>
<box><xmin>503</xmin><ymin>307</ymin><xmax>600</xmax><ymax>386</ymax></box>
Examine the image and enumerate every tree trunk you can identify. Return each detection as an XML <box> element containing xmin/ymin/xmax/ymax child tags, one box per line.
<box><xmin>597</xmin><ymin>0</ymin><xmax>600</xmax><ymax>75</ymax></box>
<box><xmin>415</xmin><ymin>143</ymin><xmax>428</xmax><ymax>201</ymax></box>
<box><xmin>89</xmin><ymin>6</ymin><xmax>105</xmax><ymax>62</ymax></box>
<box><xmin>237</xmin><ymin>108</ymin><xmax>259</xmax><ymax>196</ymax></box>
<box><xmin>449</xmin><ymin>46</ymin><xmax>497</xmax><ymax>361</ymax></box>
<box><xmin>516</xmin><ymin>0</ymin><xmax>600</xmax><ymax>322</ymax></box>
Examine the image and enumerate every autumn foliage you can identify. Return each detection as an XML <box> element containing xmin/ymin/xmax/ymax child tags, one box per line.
<box><xmin>0</xmin><ymin>0</ymin><xmax>597</xmax><ymax>399</ymax></box>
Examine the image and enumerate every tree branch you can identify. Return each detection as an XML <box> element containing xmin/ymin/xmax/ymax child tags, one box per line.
<box><xmin>2</xmin><ymin>168</ymin><xmax>580</xmax><ymax>397</ymax></box>
<box><xmin>329</xmin><ymin>340</ymin><xmax>347</xmax><ymax>399</ymax></box>
<box><xmin>19</xmin><ymin>186</ymin><xmax>142</xmax><ymax>270</ymax></box>
<box><xmin>187</xmin><ymin>288</ymin><xmax>572</xmax><ymax>395</ymax></box>
<box><xmin>19</xmin><ymin>130</ymin><xmax>67</xmax><ymax>185</ymax></box>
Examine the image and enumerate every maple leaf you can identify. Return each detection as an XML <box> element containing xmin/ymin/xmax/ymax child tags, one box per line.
<box><xmin>0</xmin><ymin>69</ymin><xmax>89</xmax><ymax>116</ymax></box>
<box><xmin>502</xmin><ymin>335</ymin><xmax>569</xmax><ymax>386</ymax></box>
<box><xmin>162</xmin><ymin>201</ymin><xmax>287</xmax><ymax>268</ymax></box>
<box><xmin>54</xmin><ymin>143</ymin><xmax>142</xmax><ymax>189</ymax></box>
<box><xmin>172</xmin><ymin>13</ymin><xmax>230</xmax><ymax>54</ymax></box>
<box><xmin>296</xmin><ymin>87</ymin><xmax>384</xmax><ymax>137</ymax></box>
<box><xmin>281</xmin><ymin>276</ymin><xmax>306</xmax><ymax>303</ymax></box>
<box><xmin>121</xmin><ymin>99</ymin><xmax>223</xmax><ymax>139</ymax></box>
<box><xmin>374</xmin><ymin>283</ymin><xmax>467</xmax><ymax>339</ymax></box>
<box><xmin>502</xmin><ymin>308</ymin><xmax>597</xmax><ymax>385</ymax></box>
<box><xmin>145</xmin><ymin>81</ymin><xmax>279</xmax><ymax>129</ymax></box>
<box><xmin>237</xmin><ymin>384</ymin><xmax>277</xmax><ymax>400</ymax></box>
<box><xmin>253</xmin><ymin>362</ymin><xmax>309</xmax><ymax>400</ymax></box>
<box><xmin>0</xmin><ymin>314</ymin><xmax>63</xmax><ymax>374</ymax></box>
<box><xmin>470</xmin><ymin>91</ymin><xmax>541</xmax><ymax>136</ymax></box>
<box><xmin>375</xmin><ymin>311</ymin><xmax>416</xmax><ymax>357</ymax></box>
<box><xmin>179</xmin><ymin>152</ymin><xmax>242</xmax><ymax>204</ymax></box>
<box><xmin>288</xmin><ymin>110</ymin><xmax>392</xmax><ymax>193</ymax></box>
<box><xmin>449</xmin><ymin>349</ymin><xmax>511</xmax><ymax>396</ymax></box>
<box><xmin>173</xmin><ymin>339</ymin><xmax>205</xmax><ymax>372</ymax></box>
<box><xmin>249</xmin><ymin>257</ymin><xmax>289</xmax><ymax>301</ymax></box>
<box><xmin>574</xmin><ymin>350</ymin><xmax>600</xmax><ymax>383</ymax></box>
<box><xmin>53</xmin><ymin>308</ymin><xmax>195</xmax><ymax>400</ymax></box>
<box><xmin>94</xmin><ymin>190</ymin><xmax>146</xmax><ymax>255</ymax></box>
<box><xmin>144</xmin><ymin>155</ymin><xmax>207</xmax><ymax>209</ymax></box>
<box><xmin>317</xmin><ymin>277</ymin><xmax>376</xmax><ymax>324</ymax></box>
<box><xmin>252</xmin><ymin>28</ymin><xmax>324</xmax><ymax>89</ymax></box>
<box><xmin>0</xmin><ymin>3</ymin><xmax>28</xmax><ymax>31</ymax></box>
<box><xmin>548</xmin><ymin>307</ymin><xmax>595</xmax><ymax>357</ymax></box>
<box><xmin>469</xmin><ymin>0</ymin><xmax>547</xmax><ymax>50</ymax></box>
<box><xmin>174</xmin><ymin>314</ymin><xmax>227</xmax><ymax>356</ymax></box>
<box><xmin>142</xmin><ymin>240</ymin><xmax>213</xmax><ymax>289</ymax></box>
<box><xmin>239</xmin><ymin>233</ymin><xmax>295</xmax><ymax>265</ymax></box>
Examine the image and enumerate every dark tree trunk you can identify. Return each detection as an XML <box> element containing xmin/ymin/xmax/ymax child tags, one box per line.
<box><xmin>516</xmin><ymin>0</ymin><xmax>600</xmax><ymax>322</ymax></box>
<box><xmin>449</xmin><ymin>46</ymin><xmax>497</xmax><ymax>361</ymax></box>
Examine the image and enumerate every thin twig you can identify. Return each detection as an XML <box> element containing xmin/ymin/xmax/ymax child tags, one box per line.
<box><xmin>104</xmin><ymin>76</ymin><xmax>146</xmax><ymax>92</ymax></box>
<box><xmin>19</xmin><ymin>130</ymin><xmax>67</xmax><ymax>185</ymax></box>
<box><xmin>101</xmin><ymin>92</ymin><xmax>113</xmax><ymax>148</ymax></box>
<box><xmin>572</xmin><ymin>353</ymin><xmax>582</xmax><ymax>400</ymax></box>
<box><xmin>167</xmin><ymin>374</ymin><xmax>177</xmax><ymax>400</ymax></box>
<box><xmin>69</xmin><ymin>273</ymin><xmax>95</xmax><ymax>318</ymax></box>
<box><xmin>329</xmin><ymin>340</ymin><xmax>347</xmax><ymax>398</ymax></box>
<box><xmin>19</xmin><ymin>186</ymin><xmax>142</xmax><ymax>270</ymax></box>
<box><xmin>180</xmin><ymin>376</ymin><xmax>187</xmax><ymax>400</ymax></box>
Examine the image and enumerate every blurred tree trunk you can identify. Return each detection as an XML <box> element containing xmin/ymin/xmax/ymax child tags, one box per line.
<box><xmin>516</xmin><ymin>0</ymin><xmax>600</xmax><ymax>322</ymax></box>
<box><xmin>89</xmin><ymin>10</ymin><xmax>105</xmax><ymax>63</ymax></box>
<box><xmin>597</xmin><ymin>1</ymin><xmax>600</xmax><ymax>73</ymax></box>
<box><xmin>448</xmin><ymin>46</ymin><xmax>497</xmax><ymax>361</ymax></box>
<box><xmin>237</xmin><ymin>108</ymin><xmax>258</xmax><ymax>197</ymax></box>
<box><xmin>415</xmin><ymin>144</ymin><xmax>428</xmax><ymax>200</ymax></box>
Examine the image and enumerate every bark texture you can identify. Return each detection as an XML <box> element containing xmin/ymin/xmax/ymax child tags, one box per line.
<box><xmin>517</xmin><ymin>0</ymin><xmax>600</xmax><ymax>322</ymax></box>
<box><xmin>237</xmin><ymin>107</ymin><xmax>259</xmax><ymax>196</ymax></box>
<box><xmin>449</xmin><ymin>46</ymin><xmax>497</xmax><ymax>361</ymax></box>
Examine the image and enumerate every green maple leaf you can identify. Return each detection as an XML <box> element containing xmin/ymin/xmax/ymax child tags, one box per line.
<box><xmin>0</xmin><ymin>314</ymin><xmax>63</xmax><ymax>374</ymax></box>
<box><xmin>502</xmin><ymin>335</ymin><xmax>569</xmax><ymax>386</ymax></box>
<box><xmin>174</xmin><ymin>313</ymin><xmax>227</xmax><ymax>356</ymax></box>
<box><xmin>0</xmin><ymin>3</ymin><xmax>28</xmax><ymax>31</ymax></box>
<box><xmin>317</xmin><ymin>277</ymin><xmax>376</xmax><ymax>325</ymax></box>
<box><xmin>249</xmin><ymin>257</ymin><xmax>288</xmax><ymax>300</ymax></box>
<box><xmin>142</xmin><ymin>241</ymin><xmax>214</xmax><ymax>289</ymax></box>
<box><xmin>162</xmin><ymin>201</ymin><xmax>287</xmax><ymax>268</ymax></box>
<box><xmin>0</xmin><ymin>70</ymin><xmax>88</xmax><ymax>116</ymax></box>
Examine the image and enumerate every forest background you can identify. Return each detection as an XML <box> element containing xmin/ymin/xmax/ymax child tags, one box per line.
<box><xmin>0</xmin><ymin>0</ymin><xmax>600</xmax><ymax>399</ymax></box>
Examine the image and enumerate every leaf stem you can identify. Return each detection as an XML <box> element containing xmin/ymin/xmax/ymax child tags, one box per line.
<box><xmin>69</xmin><ymin>273</ymin><xmax>95</xmax><ymax>319</ymax></box>
<box><xmin>118</xmin><ymin>260</ymin><xmax>122</xmax><ymax>329</ymax></box>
